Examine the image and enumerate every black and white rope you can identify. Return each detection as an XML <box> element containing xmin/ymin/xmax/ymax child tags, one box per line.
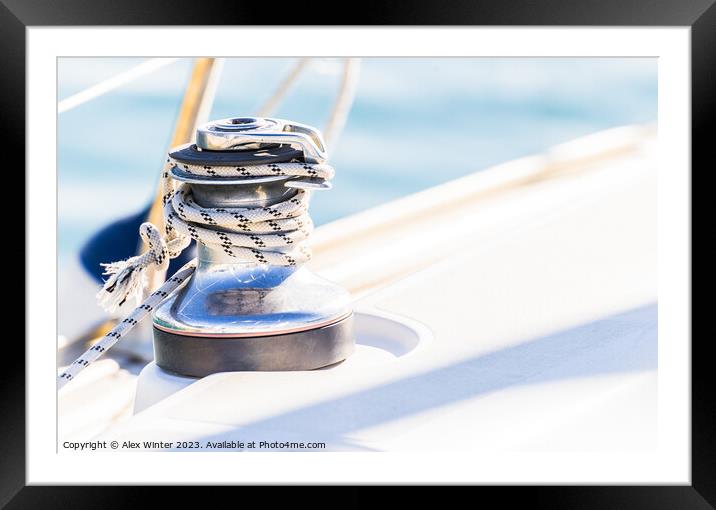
<box><xmin>58</xmin><ymin>262</ymin><xmax>196</xmax><ymax>388</ymax></box>
<box><xmin>58</xmin><ymin>154</ymin><xmax>333</xmax><ymax>389</ymax></box>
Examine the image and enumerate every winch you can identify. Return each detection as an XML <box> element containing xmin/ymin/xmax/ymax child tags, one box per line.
<box><xmin>57</xmin><ymin>116</ymin><xmax>355</xmax><ymax>388</ymax></box>
<box><xmin>151</xmin><ymin>117</ymin><xmax>355</xmax><ymax>376</ymax></box>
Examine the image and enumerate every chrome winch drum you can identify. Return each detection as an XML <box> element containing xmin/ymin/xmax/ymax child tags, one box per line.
<box><xmin>151</xmin><ymin>117</ymin><xmax>355</xmax><ymax>377</ymax></box>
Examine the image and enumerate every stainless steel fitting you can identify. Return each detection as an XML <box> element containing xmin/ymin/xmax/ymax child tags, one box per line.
<box><xmin>151</xmin><ymin>117</ymin><xmax>355</xmax><ymax>377</ymax></box>
<box><xmin>196</xmin><ymin>117</ymin><xmax>328</xmax><ymax>163</ymax></box>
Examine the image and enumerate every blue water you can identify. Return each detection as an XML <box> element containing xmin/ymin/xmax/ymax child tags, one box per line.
<box><xmin>58</xmin><ymin>57</ymin><xmax>657</xmax><ymax>266</ymax></box>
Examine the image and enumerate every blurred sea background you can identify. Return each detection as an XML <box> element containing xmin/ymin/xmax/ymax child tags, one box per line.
<box><xmin>58</xmin><ymin>57</ymin><xmax>657</xmax><ymax>269</ymax></box>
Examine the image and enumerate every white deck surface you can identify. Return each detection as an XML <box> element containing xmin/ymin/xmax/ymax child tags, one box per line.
<box><xmin>87</xmin><ymin>128</ymin><xmax>657</xmax><ymax>452</ymax></box>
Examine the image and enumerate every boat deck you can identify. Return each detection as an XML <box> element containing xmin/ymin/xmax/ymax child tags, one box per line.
<box><xmin>73</xmin><ymin>125</ymin><xmax>657</xmax><ymax>453</ymax></box>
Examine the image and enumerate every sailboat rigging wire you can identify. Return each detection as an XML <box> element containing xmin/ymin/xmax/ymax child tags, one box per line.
<box><xmin>58</xmin><ymin>155</ymin><xmax>335</xmax><ymax>389</ymax></box>
<box><xmin>58</xmin><ymin>58</ymin><xmax>180</xmax><ymax>114</ymax></box>
<box><xmin>323</xmin><ymin>58</ymin><xmax>361</xmax><ymax>149</ymax></box>
<box><xmin>256</xmin><ymin>58</ymin><xmax>311</xmax><ymax>117</ymax></box>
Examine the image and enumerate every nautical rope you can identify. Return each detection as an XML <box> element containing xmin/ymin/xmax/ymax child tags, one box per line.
<box><xmin>58</xmin><ymin>154</ymin><xmax>333</xmax><ymax>389</ymax></box>
<box><xmin>58</xmin><ymin>262</ymin><xmax>196</xmax><ymax>388</ymax></box>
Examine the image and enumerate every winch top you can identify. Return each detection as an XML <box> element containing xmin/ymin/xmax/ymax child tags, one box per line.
<box><xmin>195</xmin><ymin>116</ymin><xmax>328</xmax><ymax>164</ymax></box>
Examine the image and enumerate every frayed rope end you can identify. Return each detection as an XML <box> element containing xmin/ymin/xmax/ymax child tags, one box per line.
<box><xmin>96</xmin><ymin>258</ymin><xmax>148</xmax><ymax>314</ymax></box>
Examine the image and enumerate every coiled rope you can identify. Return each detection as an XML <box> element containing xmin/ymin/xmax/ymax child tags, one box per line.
<box><xmin>58</xmin><ymin>154</ymin><xmax>334</xmax><ymax>388</ymax></box>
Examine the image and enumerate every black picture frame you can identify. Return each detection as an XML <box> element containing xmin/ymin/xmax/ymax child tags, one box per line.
<box><xmin>5</xmin><ymin>0</ymin><xmax>709</xmax><ymax>506</ymax></box>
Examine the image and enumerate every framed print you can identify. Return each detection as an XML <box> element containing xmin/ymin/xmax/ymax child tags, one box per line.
<box><xmin>5</xmin><ymin>0</ymin><xmax>710</xmax><ymax>505</ymax></box>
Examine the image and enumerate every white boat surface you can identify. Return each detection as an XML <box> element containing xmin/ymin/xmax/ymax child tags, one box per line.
<box><xmin>59</xmin><ymin>123</ymin><xmax>657</xmax><ymax>452</ymax></box>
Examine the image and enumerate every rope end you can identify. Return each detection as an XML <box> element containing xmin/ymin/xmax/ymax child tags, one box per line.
<box><xmin>96</xmin><ymin>259</ymin><xmax>148</xmax><ymax>314</ymax></box>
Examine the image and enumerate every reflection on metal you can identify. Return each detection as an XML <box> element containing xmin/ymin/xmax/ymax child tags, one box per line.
<box><xmin>151</xmin><ymin>118</ymin><xmax>354</xmax><ymax>377</ymax></box>
<box><xmin>196</xmin><ymin>116</ymin><xmax>328</xmax><ymax>164</ymax></box>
